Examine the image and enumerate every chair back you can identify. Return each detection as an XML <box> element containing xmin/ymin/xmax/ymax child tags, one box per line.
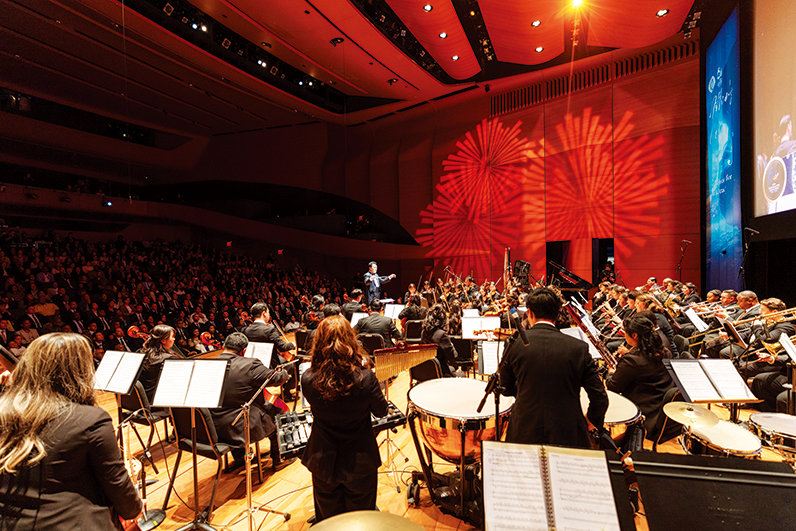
<box><xmin>357</xmin><ymin>333</ymin><xmax>385</xmax><ymax>356</ymax></box>
<box><xmin>295</xmin><ymin>329</ymin><xmax>311</xmax><ymax>352</ymax></box>
<box><xmin>410</xmin><ymin>357</ymin><xmax>442</xmax><ymax>386</ymax></box>
<box><xmin>450</xmin><ymin>337</ymin><xmax>474</xmax><ymax>366</ymax></box>
<box><xmin>653</xmin><ymin>386</ymin><xmax>684</xmax><ymax>448</ymax></box>
<box><xmin>118</xmin><ymin>380</ymin><xmax>151</xmax><ymax>418</ymax></box>
<box><xmin>170</xmin><ymin>407</ymin><xmax>220</xmax><ymax>448</ymax></box>
<box><xmin>404</xmin><ymin>320</ymin><xmax>423</xmax><ymax>341</ymax></box>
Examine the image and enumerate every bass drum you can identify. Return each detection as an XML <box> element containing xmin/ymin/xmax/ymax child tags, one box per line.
<box><xmin>681</xmin><ymin>420</ymin><xmax>762</xmax><ymax>459</ymax></box>
<box><xmin>748</xmin><ymin>412</ymin><xmax>796</xmax><ymax>461</ymax></box>
<box><xmin>407</xmin><ymin>378</ymin><xmax>514</xmax><ymax>464</ymax></box>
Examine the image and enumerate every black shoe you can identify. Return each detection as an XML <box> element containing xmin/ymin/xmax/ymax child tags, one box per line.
<box><xmin>272</xmin><ymin>457</ymin><xmax>296</xmax><ymax>472</ymax></box>
<box><xmin>225</xmin><ymin>459</ymin><xmax>245</xmax><ymax>473</ymax></box>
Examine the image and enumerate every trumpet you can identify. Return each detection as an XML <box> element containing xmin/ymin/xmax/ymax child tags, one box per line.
<box><xmin>731</xmin><ymin>307</ymin><xmax>796</xmax><ymax>327</ymax></box>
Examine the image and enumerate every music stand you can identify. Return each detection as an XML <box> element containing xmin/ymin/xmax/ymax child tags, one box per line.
<box><xmin>153</xmin><ymin>359</ymin><xmax>230</xmax><ymax>531</ymax></box>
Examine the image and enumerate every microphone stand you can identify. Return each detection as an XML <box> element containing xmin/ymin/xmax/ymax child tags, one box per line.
<box><xmin>738</xmin><ymin>232</ymin><xmax>751</xmax><ymax>290</ymax></box>
<box><xmin>676</xmin><ymin>241</ymin><xmax>689</xmax><ymax>283</ymax></box>
<box><xmin>229</xmin><ymin>371</ymin><xmax>290</xmax><ymax>531</ymax></box>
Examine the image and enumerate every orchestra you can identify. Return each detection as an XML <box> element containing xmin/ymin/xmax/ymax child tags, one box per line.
<box><xmin>2</xmin><ymin>245</ymin><xmax>796</xmax><ymax>529</ymax></box>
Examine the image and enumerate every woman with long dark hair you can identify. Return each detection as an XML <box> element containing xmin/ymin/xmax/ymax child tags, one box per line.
<box><xmin>0</xmin><ymin>333</ymin><xmax>141</xmax><ymax>528</ymax></box>
<box><xmin>421</xmin><ymin>304</ymin><xmax>459</xmax><ymax>377</ymax></box>
<box><xmin>138</xmin><ymin>323</ymin><xmax>177</xmax><ymax>401</ymax></box>
<box><xmin>606</xmin><ymin>314</ymin><xmax>675</xmax><ymax>438</ymax></box>
<box><xmin>300</xmin><ymin>315</ymin><xmax>388</xmax><ymax>522</ymax></box>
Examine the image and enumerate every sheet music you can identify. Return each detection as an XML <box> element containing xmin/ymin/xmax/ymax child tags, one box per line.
<box><xmin>383</xmin><ymin>303</ymin><xmax>405</xmax><ymax>320</ymax></box>
<box><xmin>106</xmin><ymin>352</ymin><xmax>145</xmax><ymax>394</ymax></box>
<box><xmin>546</xmin><ymin>447</ymin><xmax>621</xmax><ymax>531</ymax></box>
<box><xmin>481</xmin><ymin>341</ymin><xmax>505</xmax><ymax>374</ymax></box>
<box><xmin>482</xmin><ymin>315</ymin><xmax>500</xmax><ymax>331</ymax></box>
<box><xmin>779</xmin><ymin>333</ymin><xmax>796</xmax><ymax>363</ymax></box>
<box><xmin>350</xmin><ymin>312</ymin><xmax>368</xmax><ymax>327</ymax></box>
<box><xmin>184</xmin><ymin>360</ymin><xmax>228</xmax><ymax>408</ymax></box>
<box><xmin>670</xmin><ymin>360</ymin><xmax>722</xmax><ymax>401</ymax></box>
<box><xmin>463</xmin><ymin>308</ymin><xmax>480</xmax><ymax>318</ymax></box>
<box><xmin>245</xmin><ymin>342</ymin><xmax>274</xmax><ymax>367</ymax></box>
<box><xmin>483</xmin><ymin>441</ymin><xmax>549</xmax><ymax>531</ymax></box>
<box><xmin>462</xmin><ymin>316</ymin><xmax>502</xmax><ymax>340</ymax></box>
<box><xmin>93</xmin><ymin>350</ymin><xmax>123</xmax><ymax>390</ymax></box>
<box><xmin>561</xmin><ymin>327</ymin><xmax>602</xmax><ymax>359</ymax></box>
<box><xmin>699</xmin><ymin>359</ymin><xmax>756</xmax><ymax>400</ymax></box>
<box><xmin>684</xmin><ymin>308</ymin><xmax>710</xmax><ymax>332</ymax></box>
<box><xmin>152</xmin><ymin>360</ymin><xmax>194</xmax><ymax>407</ymax></box>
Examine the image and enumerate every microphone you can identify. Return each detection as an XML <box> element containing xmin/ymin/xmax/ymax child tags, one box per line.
<box><xmin>682</xmin><ymin>239</ymin><xmax>692</xmax><ymax>244</ymax></box>
<box><xmin>744</xmin><ymin>227</ymin><xmax>760</xmax><ymax>235</ymax></box>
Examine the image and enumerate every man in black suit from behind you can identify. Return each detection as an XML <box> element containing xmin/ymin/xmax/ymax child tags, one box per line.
<box><xmin>362</xmin><ymin>261</ymin><xmax>396</xmax><ymax>304</ymax></box>
<box><xmin>342</xmin><ymin>289</ymin><xmax>366</xmax><ymax>321</ymax></box>
<box><xmin>242</xmin><ymin>302</ymin><xmax>296</xmax><ymax>369</ymax></box>
<box><xmin>354</xmin><ymin>299</ymin><xmax>402</xmax><ymax>348</ymax></box>
<box><xmin>500</xmin><ymin>287</ymin><xmax>608</xmax><ymax>448</ymax></box>
<box><xmin>210</xmin><ymin>332</ymin><xmax>293</xmax><ymax>472</ymax></box>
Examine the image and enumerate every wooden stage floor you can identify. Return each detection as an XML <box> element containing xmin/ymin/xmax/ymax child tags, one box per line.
<box><xmin>100</xmin><ymin>368</ymin><xmax>793</xmax><ymax>531</ymax></box>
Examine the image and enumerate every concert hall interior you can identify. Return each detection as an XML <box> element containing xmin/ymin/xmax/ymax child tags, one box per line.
<box><xmin>3</xmin><ymin>0</ymin><xmax>796</xmax><ymax>530</ymax></box>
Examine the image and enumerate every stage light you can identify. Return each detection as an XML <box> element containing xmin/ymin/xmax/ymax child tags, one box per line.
<box><xmin>298</xmin><ymin>80</ymin><xmax>304</xmax><ymax>86</ymax></box>
<box><xmin>572</xmin><ymin>0</ymin><xmax>584</xmax><ymax>8</ymax></box>
<box><xmin>451</xmin><ymin>55</ymin><xmax>459</xmax><ymax>61</ymax></box>
<box><xmin>330</xmin><ymin>37</ymin><xmax>344</xmax><ymax>47</ymax></box>
<box><xmin>535</xmin><ymin>46</ymin><xmax>544</xmax><ymax>52</ymax></box>
<box><xmin>200</xmin><ymin>24</ymin><xmax>207</xmax><ymax>32</ymax></box>
<box><xmin>163</xmin><ymin>3</ymin><xmax>173</xmax><ymax>16</ymax></box>
<box><xmin>307</xmin><ymin>81</ymin><xmax>313</xmax><ymax>86</ymax></box>
<box><xmin>191</xmin><ymin>23</ymin><xmax>198</xmax><ymax>30</ymax></box>
<box><xmin>423</xmin><ymin>4</ymin><xmax>433</xmax><ymax>12</ymax></box>
<box><xmin>656</xmin><ymin>9</ymin><xmax>670</xmax><ymax>17</ymax></box>
<box><xmin>387</xmin><ymin>78</ymin><xmax>398</xmax><ymax>85</ymax></box>
<box><xmin>532</xmin><ymin>20</ymin><xmax>541</xmax><ymax>27</ymax></box>
<box><xmin>439</xmin><ymin>32</ymin><xmax>447</xmax><ymax>39</ymax></box>
<box><xmin>221</xmin><ymin>38</ymin><xmax>231</xmax><ymax>49</ymax></box>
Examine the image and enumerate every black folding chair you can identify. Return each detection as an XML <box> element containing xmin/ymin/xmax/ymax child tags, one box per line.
<box><xmin>404</xmin><ymin>320</ymin><xmax>424</xmax><ymax>344</ymax></box>
<box><xmin>295</xmin><ymin>329</ymin><xmax>311</xmax><ymax>355</ymax></box>
<box><xmin>117</xmin><ymin>380</ymin><xmax>171</xmax><ymax>474</ymax></box>
<box><xmin>652</xmin><ymin>387</ymin><xmax>684</xmax><ymax>451</ymax></box>
<box><xmin>450</xmin><ymin>337</ymin><xmax>475</xmax><ymax>373</ymax></box>
<box><xmin>410</xmin><ymin>358</ymin><xmax>442</xmax><ymax>387</ymax></box>
<box><xmin>357</xmin><ymin>333</ymin><xmax>385</xmax><ymax>362</ymax></box>
<box><xmin>161</xmin><ymin>408</ymin><xmax>233</xmax><ymax>519</ymax></box>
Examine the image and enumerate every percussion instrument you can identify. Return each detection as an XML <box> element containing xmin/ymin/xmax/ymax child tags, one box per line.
<box><xmin>373</xmin><ymin>344</ymin><xmax>437</xmax><ymax>383</ymax></box>
<box><xmin>311</xmin><ymin>510</ymin><xmax>423</xmax><ymax>531</ymax></box>
<box><xmin>407</xmin><ymin>378</ymin><xmax>514</xmax><ymax>464</ymax></box>
<box><xmin>275</xmin><ymin>401</ymin><xmax>407</xmax><ymax>458</ymax></box>
<box><xmin>748</xmin><ymin>412</ymin><xmax>796</xmax><ymax>462</ymax></box>
<box><xmin>681</xmin><ymin>420</ymin><xmax>762</xmax><ymax>459</ymax></box>
<box><xmin>663</xmin><ymin>402</ymin><xmax>720</xmax><ymax>428</ymax></box>
<box><xmin>580</xmin><ymin>389</ymin><xmax>642</xmax><ymax>441</ymax></box>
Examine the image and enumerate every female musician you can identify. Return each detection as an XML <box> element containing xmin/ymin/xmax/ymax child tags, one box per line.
<box><xmin>138</xmin><ymin>324</ymin><xmax>177</xmax><ymax>402</ymax></box>
<box><xmin>606</xmin><ymin>315</ymin><xmax>675</xmax><ymax>441</ymax></box>
<box><xmin>302</xmin><ymin>295</ymin><xmax>325</xmax><ymax>330</ymax></box>
<box><xmin>300</xmin><ymin>315</ymin><xmax>388</xmax><ymax>522</ymax></box>
<box><xmin>0</xmin><ymin>333</ymin><xmax>141</xmax><ymax>528</ymax></box>
<box><xmin>739</xmin><ymin>298</ymin><xmax>796</xmax><ymax>379</ymax></box>
<box><xmin>448</xmin><ymin>299</ymin><xmax>463</xmax><ymax>336</ymax></box>
<box><xmin>635</xmin><ymin>294</ymin><xmax>680</xmax><ymax>358</ymax></box>
<box><xmin>421</xmin><ymin>304</ymin><xmax>459</xmax><ymax>377</ymax></box>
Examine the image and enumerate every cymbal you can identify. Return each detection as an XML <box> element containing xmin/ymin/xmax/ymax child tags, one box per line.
<box><xmin>311</xmin><ymin>511</ymin><xmax>424</xmax><ymax>531</ymax></box>
<box><xmin>663</xmin><ymin>402</ymin><xmax>719</xmax><ymax>427</ymax></box>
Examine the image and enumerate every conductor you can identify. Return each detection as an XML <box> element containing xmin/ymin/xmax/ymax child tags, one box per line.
<box><xmin>362</xmin><ymin>261</ymin><xmax>396</xmax><ymax>304</ymax></box>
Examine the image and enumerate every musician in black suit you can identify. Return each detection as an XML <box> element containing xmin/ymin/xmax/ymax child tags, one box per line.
<box><xmin>739</xmin><ymin>298</ymin><xmax>796</xmax><ymax>379</ymax></box>
<box><xmin>300</xmin><ymin>315</ymin><xmax>388</xmax><ymax>522</ymax></box>
<box><xmin>500</xmin><ymin>288</ymin><xmax>608</xmax><ymax>447</ymax></box>
<box><xmin>0</xmin><ymin>333</ymin><xmax>141</xmax><ymax>528</ymax></box>
<box><xmin>242</xmin><ymin>303</ymin><xmax>295</xmax><ymax>369</ymax></box>
<box><xmin>398</xmin><ymin>294</ymin><xmax>427</xmax><ymax>323</ymax></box>
<box><xmin>362</xmin><ymin>261</ymin><xmax>395</xmax><ymax>304</ymax></box>
<box><xmin>606</xmin><ymin>315</ymin><xmax>675</xmax><ymax>440</ymax></box>
<box><xmin>342</xmin><ymin>289</ymin><xmax>365</xmax><ymax>321</ymax></box>
<box><xmin>137</xmin><ymin>324</ymin><xmax>177</xmax><ymax>402</ymax></box>
<box><xmin>210</xmin><ymin>333</ymin><xmax>292</xmax><ymax>472</ymax></box>
<box><xmin>354</xmin><ymin>299</ymin><xmax>402</xmax><ymax>348</ymax></box>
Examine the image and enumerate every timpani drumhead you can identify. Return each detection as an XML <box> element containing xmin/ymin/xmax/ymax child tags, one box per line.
<box><xmin>580</xmin><ymin>389</ymin><xmax>639</xmax><ymax>425</ymax></box>
<box><xmin>408</xmin><ymin>378</ymin><xmax>514</xmax><ymax>419</ymax></box>
<box><xmin>692</xmin><ymin>420</ymin><xmax>761</xmax><ymax>453</ymax></box>
<box><xmin>750</xmin><ymin>413</ymin><xmax>796</xmax><ymax>437</ymax></box>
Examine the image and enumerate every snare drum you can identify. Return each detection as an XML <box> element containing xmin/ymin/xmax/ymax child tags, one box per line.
<box><xmin>681</xmin><ymin>420</ymin><xmax>762</xmax><ymax>459</ymax></box>
<box><xmin>407</xmin><ymin>378</ymin><xmax>514</xmax><ymax>464</ymax></box>
<box><xmin>580</xmin><ymin>389</ymin><xmax>642</xmax><ymax>440</ymax></box>
<box><xmin>748</xmin><ymin>412</ymin><xmax>796</xmax><ymax>459</ymax></box>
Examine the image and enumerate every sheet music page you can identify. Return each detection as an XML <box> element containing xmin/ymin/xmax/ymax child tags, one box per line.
<box><xmin>684</xmin><ymin>308</ymin><xmax>710</xmax><ymax>332</ymax></box>
<box><xmin>106</xmin><ymin>352</ymin><xmax>145</xmax><ymax>394</ymax></box>
<box><xmin>245</xmin><ymin>342</ymin><xmax>274</xmax><ymax>367</ymax></box>
<box><xmin>482</xmin><ymin>441</ymin><xmax>549</xmax><ymax>531</ymax></box>
<box><xmin>184</xmin><ymin>359</ymin><xmax>228</xmax><ymax>408</ymax></box>
<box><xmin>779</xmin><ymin>333</ymin><xmax>796</xmax><ymax>363</ymax></box>
<box><xmin>462</xmin><ymin>317</ymin><xmax>482</xmax><ymax>340</ymax></box>
<box><xmin>670</xmin><ymin>360</ymin><xmax>722</xmax><ymax>401</ymax></box>
<box><xmin>560</xmin><ymin>328</ymin><xmax>602</xmax><ymax>359</ymax></box>
<box><xmin>93</xmin><ymin>350</ymin><xmax>123</xmax><ymax>390</ymax></box>
<box><xmin>384</xmin><ymin>303</ymin><xmax>405</xmax><ymax>319</ymax></box>
<box><xmin>545</xmin><ymin>446</ymin><xmax>621</xmax><ymax>531</ymax></box>
<box><xmin>462</xmin><ymin>308</ymin><xmax>480</xmax><ymax>318</ymax></box>
<box><xmin>350</xmin><ymin>312</ymin><xmax>368</xmax><ymax>327</ymax></box>
<box><xmin>152</xmin><ymin>360</ymin><xmax>194</xmax><ymax>407</ymax></box>
<box><xmin>482</xmin><ymin>316</ymin><xmax>501</xmax><ymax>331</ymax></box>
<box><xmin>481</xmin><ymin>341</ymin><xmax>504</xmax><ymax>374</ymax></box>
<box><xmin>698</xmin><ymin>359</ymin><xmax>756</xmax><ymax>400</ymax></box>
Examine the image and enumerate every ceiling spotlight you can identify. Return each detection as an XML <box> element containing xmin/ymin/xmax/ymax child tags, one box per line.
<box><xmin>307</xmin><ymin>81</ymin><xmax>313</xmax><ymax>86</ymax></box>
<box><xmin>439</xmin><ymin>32</ymin><xmax>447</xmax><ymax>39</ymax></box>
<box><xmin>387</xmin><ymin>78</ymin><xmax>398</xmax><ymax>85</ymax></box>
<box><xmin>298</xmin><ymin>80</ymin><xmax>304</xmax><ymax>86</ymax></box>
<box><xmin>535</xmin><ymin>46</ymin><xmax>544</xmax><ymax>52</ymax></box>
<box><xmin>470</xmin><ymin>10</ymin><xmax>476</xmax><ymax>16</ymax></box>
<box><xmin>451</xmin><ymin>55</ymin><xmax>459</xmax><ymax>61</ymax></box>
<box><xmin>257</xmin><ymin>59</ymin><xmax>262</xmax><ymax>65</ymax></box>
<box><xmin>261</xmin><ymin>41</ymin><xmax>272</xmax><ymax>48</ymax></box>
<box><xmin>656</xmin><ymin>8</ymin><xmax>670</xmax><ymax>17</ymax></box>
<box><xmin>423</xmin><ymin>4</ymin><xmax>433</xmax><ymax>12</ymax></box>
<box><xmin>200</xmin><ymin>24</ymin><xmax>207</xmax><ymax>32</ymax></box>
<box><xmin>532</xmin><ymin>20</ymin><xmax>541</xmax><ymax>27</ymax></box>
<box><xmin>330</xmin><ymin>37</ymin><xmax>344</xmax><ymax>47</ymax></box>
<box><xmin>191</xmin><ymin>23</ymin><xmax>198</xmax><ymax>30</ymax></box>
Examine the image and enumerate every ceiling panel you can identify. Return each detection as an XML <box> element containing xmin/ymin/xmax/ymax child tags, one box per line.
<box><xmin>480</xmin><ymin>0</ymin><xmax>566</xmax><ymax>66</ymax></box>
<box><xmin>586</xmin><ymin>0</ymin><xmax>694</xmax><ymax>49</ymax></box>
